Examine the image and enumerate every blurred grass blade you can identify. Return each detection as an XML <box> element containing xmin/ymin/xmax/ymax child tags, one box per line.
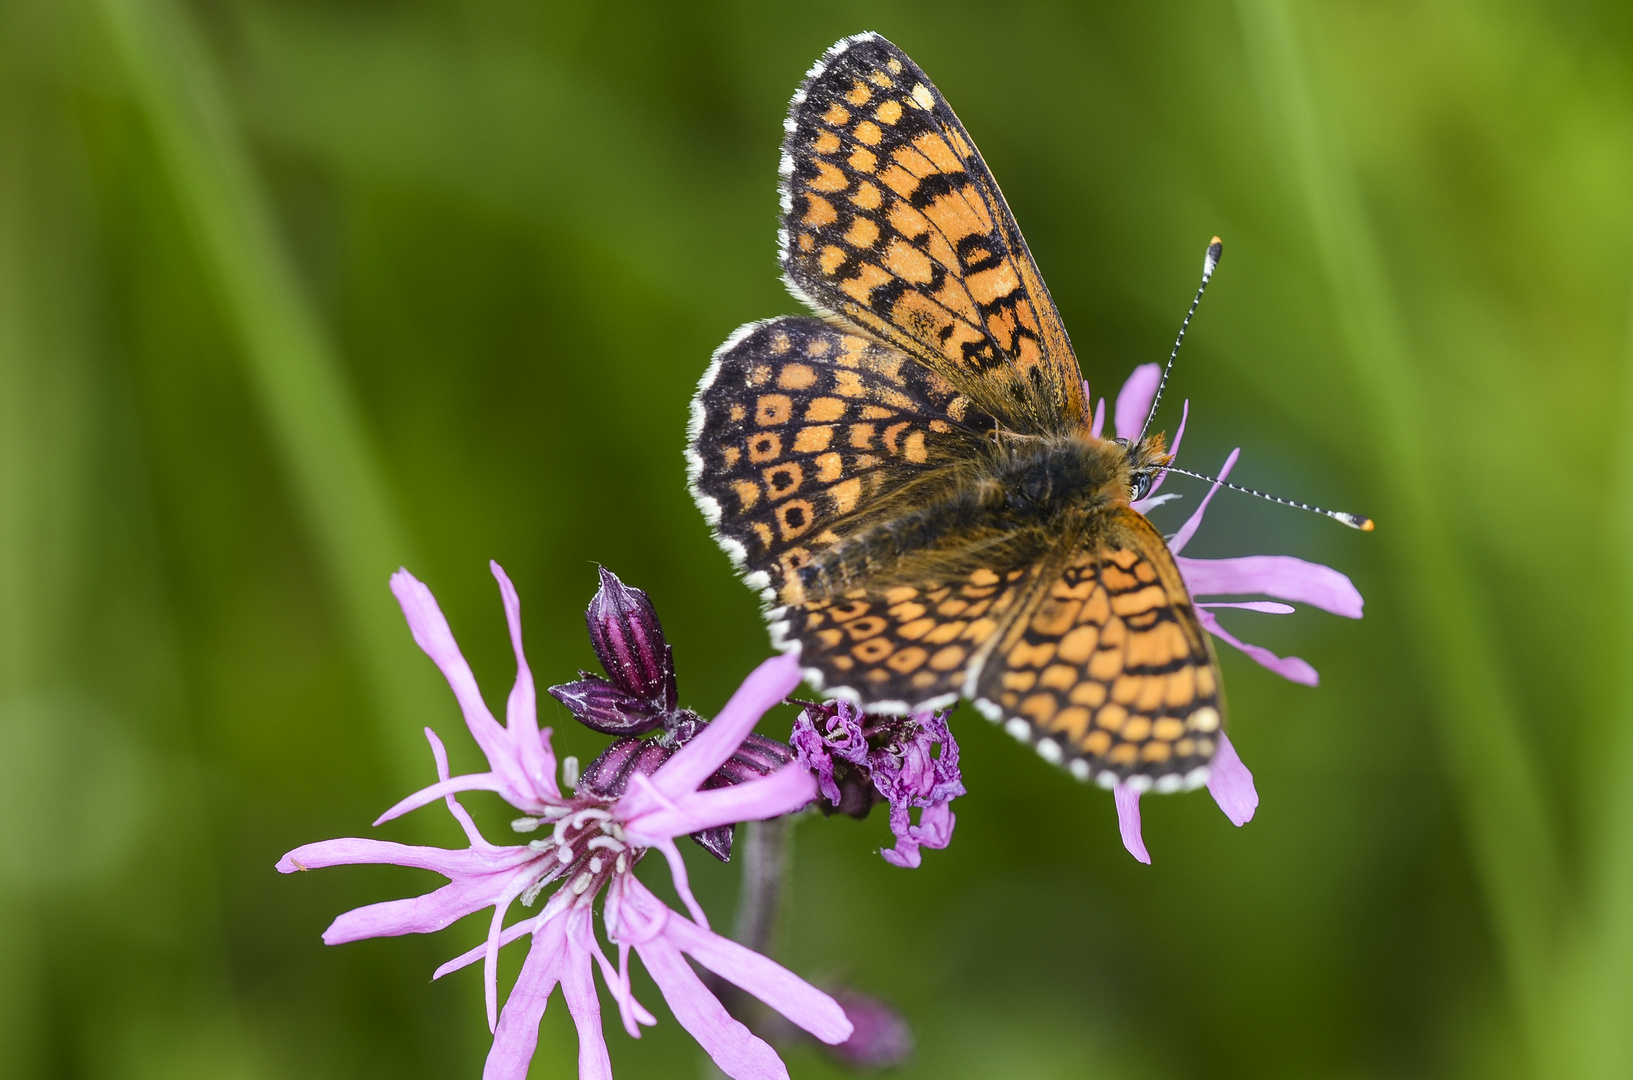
<box><xmin>94</xmin><ymin>0</ymin><xmax>439</xmax><ymax>786</ymax></box>
<box><xmin>1235</xmin><ymin>0</ymin><xmax>1559</xmax><ymax>1064</ymax></box>
<box><xmin>1581</xmin><ymin>284</ymin><xmax>1633</xmax><ymax>1078</ymax></box>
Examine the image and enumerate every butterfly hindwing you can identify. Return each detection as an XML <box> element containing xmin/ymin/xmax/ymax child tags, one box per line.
<box><xmin>688</xmin><ymin>315</ymin><xmax>995</xmax><ymax>605</ymax></box>
<box><xmin>973</xmin><ymin>508</ymin><xmax>1223</xmax><ymax>789</ymax></box>
<box><xmin>774</xmin><ymin>563</ymin><xmax>1042</xmax><ymax>712</ymax></box>
<box><xmin>779</xmin><ymin>33</ymin><xmax>1084</xmax><ymax>430</ymax></box>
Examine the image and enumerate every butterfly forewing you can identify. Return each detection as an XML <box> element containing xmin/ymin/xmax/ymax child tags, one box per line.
<box><xmin>780</xmin><ymin>34</ymin><xmax>1084</xmax><ymax>431</ymax></box>
<box><xmin>974</xmin><ymin>509</ymin><xmax>1222</xmax><ymax>789</ymax></box>
<box><xmin>689</xmin><ymin>315</ymin><xmax>995</xmax><ymax>604</ymax></box>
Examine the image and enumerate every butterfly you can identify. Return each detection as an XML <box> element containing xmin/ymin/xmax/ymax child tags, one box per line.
<box><xmin>687</xmin><ymin>32</ymin><xmax>1223</xmax><ymax>793</ymax></box>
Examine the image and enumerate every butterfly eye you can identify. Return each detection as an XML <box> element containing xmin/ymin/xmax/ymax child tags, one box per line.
<box><xmin>1130</xmin><ymin>473</ymin><xmax>1153</xmax><ymax>501</ymax></box>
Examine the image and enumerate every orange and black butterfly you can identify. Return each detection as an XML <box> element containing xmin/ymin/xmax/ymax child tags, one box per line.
<box><xmin>688</xmin><ymin>32</ymin><xmax>1225</xmax><ymax>792</ymax></box>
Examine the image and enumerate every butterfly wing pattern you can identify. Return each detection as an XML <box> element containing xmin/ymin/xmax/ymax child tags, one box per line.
<box><xmin>690</xmin><ymin>314</ymin><xmax>995</xmax><ymax>605</ymax></box>
<box><xmin>777</xmin><ymin>32</ymin><xmax>1084</xmax><ymax>433</ymax></box>
<box><xmin>971</xmin><ymin>511</ymin><xmax>1223</xmax><ymax>790</ymax></box>
<box><xmin>689</xmin><ymin>32</ymin><xmax>1226</xmax><ymax>791</ymax></box>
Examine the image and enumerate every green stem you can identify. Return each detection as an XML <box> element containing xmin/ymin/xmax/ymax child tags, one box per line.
<box><xmin>1236</xmin><ymin>0</ymin><xmax>1559</xmax><ymax>1066</ymax></box>
<box><xmin>94</xmin><ymin>0</ymin><xmax>440</xmax><ymax>786</ymax></box>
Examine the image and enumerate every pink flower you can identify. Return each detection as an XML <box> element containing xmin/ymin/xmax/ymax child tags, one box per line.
<box><xmin>278</xmin><ymin>563</ymin><xmax>850</xmax><ymax>1079</ymax></box>
<box><xmin>1087</xmin><ymin>366</ymin><xmax>1365</xmax><ymax>863</ymax></box>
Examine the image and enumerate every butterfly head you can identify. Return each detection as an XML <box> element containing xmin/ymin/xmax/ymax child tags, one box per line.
<box><xmin>1112</xmin><ymin>432</ymin><xmax>1173</xmax><ymax>503</ymax></box>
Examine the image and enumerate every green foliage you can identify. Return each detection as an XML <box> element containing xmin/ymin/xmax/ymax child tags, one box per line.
<box><xmin>2</xmin><ymin>1</ymin><xmax>1631</xmax><ymax>1077</ymax></box>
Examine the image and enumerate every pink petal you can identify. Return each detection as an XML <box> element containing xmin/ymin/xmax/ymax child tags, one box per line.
<box><xmin>391</xmin><ymin>570</ymin><xmax>532</xmax><ymax>802</ymax></box>
<box><xmin>324</xmin><ymin>867</ymin><xmax>531</xmax><ymax>944</ymax></box>
<box><xmin>1195</xmin><ymin>608</ymin><xmax>1320</xmax><ymax>686</ymax></box>
<box><xmin>277</xmin><ymin>836</ymin><xmax>533</xmax><ymax>878</ymax></box>
<box><xmin>1114</xmin><ymin>362</ymin><xmax>1162</xmax><ymax>442</ymax></box>
<box><xmin>1168</xmin><ymin>448</ymin><xmax>1240</xmax><ymax>555</ymax></box>
<box><xmin>435</xmin><ymin>919</ymin><xmax>535</xmax><ymax>979</ymax></box>
<box><xmin>1114</xmin><ymin>784</ymin><xmax>1150</xmax><ymax>864</ymax></box>
<box><xmin>1143</xmin><ymin>398</ymin><xmax>1189</xmax><ymax>500</ymax></box>
<box><xmin>1177</xmin><ymin>555</ymin><xmax>1364</xmax><ymax>618</ymax></box>
<box><xmin>878</xmin><ymin>844</ymin><xmax>921</xmax><ymax>870</ymax></box>
<box><xmin>423</xmin><ymin>728</ymin><xmax>488</xmax><ymax>846</ymax></box>
<box><xmin>637</xmin><ymin>935</ymin><xmax>790</xmax><ymax>1080</ymax></box>
<box><xmin>663</xmin><ymin>913</ymin><xmax>852</xmax><ymax>1045</ymax></box>
<box><xmin>623</xmin><ymin>764</ymin><xmax>816</xmax><ymax>843</ymax></box>
<box><xmin>491</xmin><ymin>561</ymin><xmax>560</xmax><ymax>800</ymax></box>
<box><xmin>1091</xmin><ymin>396</ymin><xmax>1106</xmax><ymax>438</ymax></box>
<box><xmin>1198</xmin><ymin>601</ymin><xmax>1296</xmax><ymax>614</ymax></box>
<box><xmin>643</xmin><ymin>654</ymin><xmax>801</xmax><ymax>804</ymax></box>
<box><xmin>483</xmin><ymin>908</ymin><xmax>571</xmax><ymax>1080</ymax></box>
<box><xmin>1208</xmin><ymin>732</ymin><xmax>1258</xmax><ymax>826</ymax></box>
<box><xmin>560</xmin><ymin>917</ymin><xmax>614</xmax><ymax>1080</ymax></box>
<box><xmin>373</xmin><ymin>771</ymin><xmax>506</xmax><ymax>826</ymax></box>
<box><xmin>653</xmin><ymin>836</ymin><xmax>711</xmax><ymax>929</ymax></box>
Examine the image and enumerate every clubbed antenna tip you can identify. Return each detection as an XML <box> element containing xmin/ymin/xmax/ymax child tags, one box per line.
<box><xmin>1137</xmin><ymin>236</ymin><xmax>1225</xmax><ymax>445</ymax></box>
<box><xmin>1162</xmin><ymin>465</ymin><xmax>1376</xmax><ymax>532</ymax></box>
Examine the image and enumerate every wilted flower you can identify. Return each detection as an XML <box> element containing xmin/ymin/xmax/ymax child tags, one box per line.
<box><xmin>278</xmin><ymin>563</ymin><xmax>849</xmax><ymax>1079</ymax></box>
<box><xmin>791</xmin><ymin>701</ymin><xmax>964</xmax><ymax>868</ymax></box>
<box><xmin>551</xmin><ymin>567</ymin><xmax>795</xmax><ymax>862</ymax></box>
<box><xmin>1088</xmin><ymin>365</ymin><xmax>1366</xmax><ymax>862</ymax></box>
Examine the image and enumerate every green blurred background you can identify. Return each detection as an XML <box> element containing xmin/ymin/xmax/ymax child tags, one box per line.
<box><xmin>4</xmin><ymin>1</ymin><xmax>1633</xmax><ymax>1077</ymax></box>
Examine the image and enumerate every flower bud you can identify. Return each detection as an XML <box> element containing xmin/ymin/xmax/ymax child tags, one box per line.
<box><xmin>584</xmin><ymin>567</ymin><xmax>676</xmax><ymax>707</ymax></box>
<box><xmin>546</xmin><ymin>673</ymin><xmax>663</xmax><ymax>736</ymax></box>
<box><xmin>825</xmin><ymin>990</ymin><xmax>913</xmax><ymax>1070</ymax></box>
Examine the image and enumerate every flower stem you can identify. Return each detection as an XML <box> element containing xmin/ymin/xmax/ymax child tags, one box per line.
<box><xmin>732</xmin><ymin>816</ymin><xmax>791</xmax><ymax>957</ymax></box>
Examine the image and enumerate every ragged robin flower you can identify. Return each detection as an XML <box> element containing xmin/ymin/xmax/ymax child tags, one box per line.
<box><xmin>549</xmin><ymin>567</ymin><xmax>795</xmax><ymax>862</ymax></box>
<box><xmin>1092</xmin><ymin>365</ymin><xmax>1366</xmax><ymax>862</ymax></box>
<box><xmin>278</xmin><ymin>563</ymin><xmax>849</xmax><ymax>1079</ymax></box>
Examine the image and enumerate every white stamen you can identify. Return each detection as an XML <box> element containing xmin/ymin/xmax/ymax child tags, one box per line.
<box><xmin>586</xmin><ymin>835</ymin><xmax>626</xmax><ymax>852</ymax></box>
<box><xmin>562</xmin><ymin>756</ymin><xmax>580</xmax><ymax>791</ymax></box>
<box><xmin>571</xmin><ymin>871</ymin><xmax>593</xmax><ymax>895</ymax></box>
<box><xmin>528</xmin><ymin>838</ymin><xmax>556</xmax><ymax>852</ymax></box>
<box><xmin>570</xmin><ymin>808</ymin><xmax>613</xmax><ymax>830</ymax></box>
<box><xmin>512</xmin><ymin>816</ymin><xmax>543</xmax><ymax>833</ymax></box>
<box><xmin>557</xmin><ymin>844</ymin><xmax>575</xmax><ymax>864</ymax></box>
<box><xmin>615</xmin><ymin>853</ymin><xmax>628</xmax><ymax>874</ymax></box>
<box><xmin>589</xmin><ymin>856</ymin><xmax>603</xmax><ymax>873</ymax></box>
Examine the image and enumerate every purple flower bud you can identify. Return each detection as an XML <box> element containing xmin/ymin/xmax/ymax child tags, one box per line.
<box><xmin>824</xmin><ymin>990</ymin><xmax>914</xmax><ymax>1069</ymax></box>
<box><xmin>584</xmin><ymin>567</ymin><xmax>676</xmax><ymax>707</ymax></box>
<box><xmin>578</xmin><ymin>724</ymin><xmax>797</xmax><ymax>863</ymax></box>
<box><xmin>576</xmin><ymin>735</ymin><xmax>675</xmax><ymax>798</ymax></box>
<box><xmin>546</xmin><ymin>673</ymin><xmax>663</xmax><ymax>736</ymax></box>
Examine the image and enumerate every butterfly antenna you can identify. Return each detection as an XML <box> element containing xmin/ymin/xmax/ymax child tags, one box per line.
<box><xmin>1160</xmin><ymin>465</ymin><xmax>1375</xmax><ymax>531</ymax></box>
<box><xmin>1138</xmin><ymin>237</ymin><xmax>1223</xmax><ymax>445</ymax></box>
